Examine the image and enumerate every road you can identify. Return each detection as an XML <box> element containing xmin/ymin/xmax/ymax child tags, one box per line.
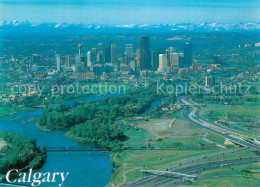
<box><xmin>125</xmin><ymin>157</ymin><xmax>260</xmax><ymax>187</ymax></box>
<box><xmin>123</xmin><ymin>96</ymin><xmax>258</xmax><ymax>187</ymax></box>
<box><xmin>178</xmin><ymin>96</ymin><xmax>255</xmax><ymax>148</ymax></box>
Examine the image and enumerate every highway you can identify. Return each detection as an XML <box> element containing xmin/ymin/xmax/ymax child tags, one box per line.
<box><xmin>123</xmin><ymin>96</ymin><xmax>259</xmax><ymax>187</ymax></box>
<box><xmin>178</xmin><ymin>96</ymin><xmax>255</xmax><ymax>148</ymax></box>
<box><xmin>125</xmin><ymin>157</ymin><xmax>259</xmax><ymax>187</ymax></box>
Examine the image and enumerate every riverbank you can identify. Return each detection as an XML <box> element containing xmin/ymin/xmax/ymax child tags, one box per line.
<box><xmin>65</xmin><ymin>131</ymin><xmax>88</xmax><ymax>143</ymax></box>
<box><xmin>35</xmin><ymin>122</ymin><xmax>51</xmax><ymax>132</ymax></box>
<box><xmin>0</xmin><ymin>131</ymin><xmax>46</xmax><ymax>182</ymax></box>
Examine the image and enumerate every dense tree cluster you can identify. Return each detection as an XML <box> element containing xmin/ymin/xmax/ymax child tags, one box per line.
<box><xmin>0</xmin><ymin>131</ymin><xmax>46</xmax><ymax>175</ymax></box>
<box><xmin>37</xmin><ymin>88</ymin><xmax>158</xmax><ymax>150</ymax></box>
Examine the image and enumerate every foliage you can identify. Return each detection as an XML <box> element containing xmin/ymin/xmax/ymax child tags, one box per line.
<box><xmin>0</xmin><ymin>131</ymin><xmax>46</xmax><ymax>174</ymax></box>
<box><xmin>37</xmin><ymin>88</ymin><xmax>158</xmax><ymax>150</ymax></box>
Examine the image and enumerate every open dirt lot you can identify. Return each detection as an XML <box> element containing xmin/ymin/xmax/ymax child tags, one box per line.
<box><xmin>141</xmin><ymin>118</ymin><xmax>206</xmax><ymax>138</ymax></box>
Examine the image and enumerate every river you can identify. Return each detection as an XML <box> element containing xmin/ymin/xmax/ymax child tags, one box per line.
<box><xmin>0</xmin><ymin>93</ymin><xmax>161</xmax><ymax>186</ymax></box>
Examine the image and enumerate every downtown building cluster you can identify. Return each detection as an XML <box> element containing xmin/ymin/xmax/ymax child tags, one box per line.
<box><xmin>9</xmin><ymin>36</ymin><xmax>196</xmax><ymax>82</ymax></box>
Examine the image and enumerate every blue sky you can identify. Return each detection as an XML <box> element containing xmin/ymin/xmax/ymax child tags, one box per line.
<box><xmin>0</xmin><ymin>0</ymin><xmax>259</xmax><ymax>25</ymax></box>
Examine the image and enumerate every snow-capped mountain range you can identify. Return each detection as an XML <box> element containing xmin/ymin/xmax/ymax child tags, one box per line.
<box><xmin>0</xmin><ymin>20</ymin><xmax>259</xmax><ymax>36</ymax></box>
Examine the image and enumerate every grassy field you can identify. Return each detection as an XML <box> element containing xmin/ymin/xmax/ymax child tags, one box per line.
<box><xmin>201</xmin><ymin>102</ymin><xmax>260</xmax><ymax>138</ymax></box>
<box><xmin>109</xmin><ymin>115</ymin><xmax>225</xmax><ymax>185</ymax></box>
<box><xmin>109</xmin><ymin>102</ymin><xmax>252</xmax><ymax>186</ymax></box>
<box><xmin>110</xmin><ymin>150</ymin><xmax>217</xmax><ymax>186</ymax></box>
<box><xmin>206</xmin><ymin>131</ymin><xmax>226</xmax><ymax>145</ymax></box>
<box><xmin>202</xmin><ymin>103</ymin><xmax>260</xmax><ymax>121</ymax></box>
<box><xmin>184</xmin><ymin>176</ymin><xmax>259</xmax><ymax>187</ymax></box>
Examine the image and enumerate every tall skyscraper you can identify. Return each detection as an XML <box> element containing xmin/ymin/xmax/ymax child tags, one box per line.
<box><xmin>136</xmin><ymin>48</ymin><xmax>140</xmax><ymax>70</ymax></box>
<box><xmin>87</xmin><ymin>51</ymin><xmax>94</xmax><ymax>67</ymax></box>
<box><xmin>111</xmin><ymin>44</ymin><xmax>117</xmax><ymax>65</ymax></box>
<box><xmin>170</xmin><ymin>52</ymin><xmax>185</xmax><ymax>70</ymax></box>
<box><xmin>56</xmin><ymin>54</ymin><xmax>61</xmax><ymax>72</ymax></box>
<box><xmin>104</xmin><ymin>46</ymin><xmax>111</xmax><ymax>63</ymax></box>
<box><xmin>184</xmin><ymin>42</ymin><xmax>192</xmax><ymax>67</ymax></box>
<box><xmin>65</xmin><ymin>55</ymin><xmax>70</xmax><ymax>67</ymax></box>
<box><xmin>126</xmin><ymin>44</ymin><xmax>134</xmax><ymax>60</ymax></box>
<box><xmin>92</xmin><ymin>48</ymin><xmax>97</xmax><ymax>62</ymax></box>
<box><xmin>32</xmin><ymin>54</ymin><xmax>41</xmax><ymax>65</ymax></box>
<box><xmin>80</xmin><ymin>56</ymin><xmax>88</xmax><ymax>69</ymax></box>
<box><xmin>98</xmin><ymin>43</ymin><xmax>103</xmax><ymax>52</ymax></box>
<box><xmin>140</xmin><ymin>36</ymin><xmax>151</xmax><ymax>70</ymax></box>
<box><xmin>97</xmin><ymin>51</ymin><xmax>104</xmax><ymax>64</ymax></box>
<box><xmin>151</xmin><ymin>51</ymin><xmax>159</xmax><ymax>71</ymax></box>
<box><xmin>158</xmin><ymin>54</ymin><xmax>168</xmax><ymax>73</ymax></box>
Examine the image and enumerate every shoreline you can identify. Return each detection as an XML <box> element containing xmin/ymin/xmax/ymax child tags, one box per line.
<box><xmin>35</xmin><ymin>122</ymin><xmax>51</xmax><ymax>132</ymax></box>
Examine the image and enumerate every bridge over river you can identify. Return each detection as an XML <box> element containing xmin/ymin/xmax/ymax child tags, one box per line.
<box><xmin>46</xmin><ymin>146</ymin><xmax>110</xmax><ymax>152</ymax></box>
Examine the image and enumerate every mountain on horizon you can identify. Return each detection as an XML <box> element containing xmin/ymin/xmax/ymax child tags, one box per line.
<box><xmin>0</xmin><ymin>21</ymin><xmax>259</xmax><ymax>36</ymax></box>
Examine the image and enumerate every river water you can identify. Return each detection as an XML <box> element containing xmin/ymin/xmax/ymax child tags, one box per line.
<box><xmin>0</xmin><ymin>93</ymin><xmax>161</xmax><ymax>186</ymax></box>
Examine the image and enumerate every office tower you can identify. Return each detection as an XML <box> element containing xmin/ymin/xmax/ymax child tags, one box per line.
<box><xmin>140</xmin><ymin>36</ymin><xmax>151</xmax><ymax>70</ymax></box>
<box><xmin>87</xmin><ymin>51</ymin><xmax>94</xmax><ymax>67</ymax></box>
<box><xmin>111</xmin><ymin>44</ymin><xmax>117</xmax><ymax>65</ymax></box>
<box><xmin>126</xmin><ymin>44</ymin><xmax>134</xmax><ymax>60</ymax></box>
<box><xmin>178</xmin><ymin>53</ymin><xmax>185</xmax><ymax>68</ymax></box>
<box><xmin>170</xmin><ymin>52</ymin><xmax>185</xmax><ymax>70</ymax></box>
<box><xmin>184</xmin><ymin>42</ymin><xmax>192</xmax><ymax>67</ymax></box>
<box><xmin>80</xmin><ymin>56</ymin><xmax>88</xmax><ymax>69</ymax></box>
<box><xmin>56</xmin><ymin>54</ymin><xmax>61</xmax><ymax>72</ymax></box>
<box><xmin>65</xmin><ymin>55</ymin><xmax>70</xmax><ymax>67</ymax></box>
<box><xmin>32</xmin><ymin>54</ymin><xmax>40</xmax><ymax>65</ymax></box>
<box><xmin>158</xmin><ymin>54</ymin><xmax>168</xmax><ymax>73</ymax></box>
<box><xmin>205</xmin><ymin>76</ymin><xmax>215</xmax><ymax>87</ymax></box>
<box><xmin>136</xmin><ymin>48</ymin><xmax>140</xmax><ymax>70</ymax></box>
<box><xmin>78</xmin><ymin>44</ymin><xmax>82</xmax><ymax>57</ymax></box>
<box><xmin>130</xmin><ymin>60</ymin><xmax>136</xmax><ymax>71</ymax></box>
<box><xmin>98</xmin><ymin>43</ymin><xmax>103</xmax><ymax>52</ymax></box>
<box><xmin>97</xmin><ymin>51</ymin><xmax>104</xmax><ymax>64</ymax></box>
<box><xmin>151</xmin><ymin>51</ymin><xmax>159</xmax><ymax>71</ymax></box>
<box><xmin>104</xmin><ymin>46</ymin><xmax>111</xmax><ymax>63</ymax></box>
<box><xmin>92</xmin><ymin>48</ymin><xmax>97</xmax><ymax>62</ymax></box>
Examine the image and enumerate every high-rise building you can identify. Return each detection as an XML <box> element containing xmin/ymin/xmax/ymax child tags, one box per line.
<box><xmin>104</xmin><ymin>46</ymin><xmax>111</xmax><ymax>63</ymax></box>
<box><xmin>126</xmin><ymin>44</ymin><xmax>134</xmax><ymax>60</ymax></box>
<box><xmin>158</xmin><ymin>54</ymin><xmax>168</xmax><ymax>73</ymax></box>
<box><xmin>97</xmin><ymin>51</ymin><xmax>104</xmax><ymax>64</ymax></box>
<box><xmin>205</xmin><ymin>76</ymin><xmax>215</xmax><ymax>87</ymax></box>
<box><xmin>92</xmin><ymin>48</ymin><xmax>97</xmax><ymax>62</ymax></box>
<box><xmin>170</xmin><ymin>53</ymin><xmax>179</xmax><ymax>70</ymax></box>
<box><xmin>56</xmin><ymin>54</ymin><xmax>61</xmax><ymax>72</ymax></box>
<box><xmin>65</xmin><ymin>55</ymin><xmax>70</xmax><ymax>67</ymax></box>
<box><xmin>151</xmin><ymin>51</ymin><xmax>159</xmax><ymax>71</ymax></box>
<box><xmin>136</xmin><ymin>48</ymin><xmax>140</xmax><ymax>70</ymax></box>
<box><xmin>140</xmin><ymin>36</ymin><xmax>151</xmax><ymax>70</ymax></box>
<box><xmin>184</xmin><ymin>43</ymin><xmax>192</xmax><ymax>67</ymax></box>
<box><xmin>80</xmin><ymin>56</ymin><xmax>88</xmax><ymax>69</ymax></box>
<box><xmin>87</xmin><ymin>51</ymin><xmax>94</xmax><ymax>67</ymax></box>
<box><xmin>170</xmin><ymin>52</ymin><xmax>185</xmax><ymax>69</ymax></box>
<box><xmin>32</xmin><ymin>54</ymin><xmax>41</xmax><ymax>65</ymax></box>
<box><xmin>111</xmin><ymin>44</ymin><xmax>117</xmax><ymax>65</ymax></box>
<box><xmin>98</xmin><ymin>43</ymin><xmax>103</xmax><ymax>52</ymax></box>
<box><xmin>130</xmin><ymin>60</ymin><xmax>136</xmax><ymax>71</ymax></box>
